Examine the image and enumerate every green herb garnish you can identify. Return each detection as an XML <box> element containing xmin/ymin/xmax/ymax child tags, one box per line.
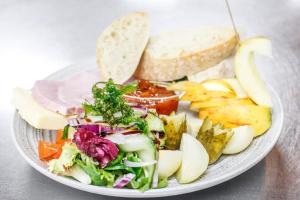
<box><xmin>83</xmin><ymin>79</ymin><xmax>149</xmax><ymax>133</ymax></box>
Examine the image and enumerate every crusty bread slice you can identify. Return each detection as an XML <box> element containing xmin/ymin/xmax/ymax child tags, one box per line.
<box><xmin>96</xmin><ymin>12</ymin><xmax>149</xmax><ymax>83</ymax></box>
<box><xmin>134</xmin><ymin>27</ymin><xmax>238</xmax><ymax>81</ymax></box>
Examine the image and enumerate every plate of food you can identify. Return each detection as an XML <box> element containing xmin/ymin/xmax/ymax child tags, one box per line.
<box><xmin>12</xmin><ymin>12</ymin><xmax>283</xmax><ymax>198</ymax></box>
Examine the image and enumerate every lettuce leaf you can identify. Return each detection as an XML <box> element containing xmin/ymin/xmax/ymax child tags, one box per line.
<box><xmin>76</xmin><ymin>153</ymin><xmax>115</xmax><ymax>186</ymax></box>
<box><xmin>67</xmin><ymin>164</ymin><xmax>91</xmax><ymax>184</ymax></box>
<box><xmin>47</xmin><ymin>143</ymin><xmax>91</xmax><ymax>184</ymax></box>
<box><xmin>47</xmin><ymin>142</ymin><xmax>153</xmax><ymax>190</ymax></box>
<box><xmin>156</xmin><ymin>177</ymin><xmax>168</xmax><ymax>189</ymax></box>
<box><xmin>48</xmin><ymin>143</ymin><xmax>80</xmax><ymax>174</ymax></box>
<box><xmin>127</xmin><ymin>175</ymin><xmax>150</xmax><ymax>191</ymax></box>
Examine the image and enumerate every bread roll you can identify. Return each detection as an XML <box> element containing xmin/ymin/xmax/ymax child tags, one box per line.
<box><xmin>135</xmin><ymin>27</ymin><xmax>238</xmax><ymax>81</ymax></box>
<box><xmin>96</xmin><ymin>12</ymin><xmax>149</xmax><ymax>83</ymax></box>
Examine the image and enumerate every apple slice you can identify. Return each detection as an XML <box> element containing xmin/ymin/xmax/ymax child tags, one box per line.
<box><xmin>158</xmin><ymin>150</ymin><xmax>182</xmax><ymax>178</ymax></box>
<box><xmin>223</xmin><ymin>125</ymin><xmax>254</xmax><ymax>154</ymax></box>
<box><xmin>176</xmin><ymin>134</ymin><xmax>209</xmax><ymax>183</ymax></box>
<box><xmin>234</xmin><ymin>37</ymin><xmax>272</xmax><ymax>107</ymax></box>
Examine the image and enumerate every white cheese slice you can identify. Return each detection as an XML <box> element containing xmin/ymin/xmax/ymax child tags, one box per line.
<box><xmin>12</xmin><ymin>87</ymin><xmax>67</xmax><ymax>130</ymax></box>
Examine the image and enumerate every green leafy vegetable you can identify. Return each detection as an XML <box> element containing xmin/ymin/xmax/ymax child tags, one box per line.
<box><xmin>76</xmin><ymin>153</ymin><xmax>115</xmax><ymax>186</ymax></box>
<box><xmin>128</xmin><ymin>176</ymin><xmax>150</xmax><ymax>191</ymax></box>
<box><xmin>156</xmin><ymin>177</ymin><xmax>168</xmax><ymax>189</ymax></box>
<box><xmin>104</xmin><ymin>152</ymin><xmax>143</xmax><ymax>182</ymax></box>
<box><xmin>67</xmin><ymin>164</ymin><xmax>91</xmax><ymax>184</ymax></box>
<box><xmin>104</xmin><ymin>152</ymin><xmax>136</xmax><ymax>174</ymax></box>
<box><xmin>48</xmin><ymin>142</ymin><xmax>80</xmax><ymax>174</ymax></box>
<box><xmin>62</xmin><ymin>125</ymin><xmax>70</xmax><ymax>140</ymax></box>
<box><xmin>120</xmin><ymin>81</ymin><xmax>138</xmax><ymax>94</ymax></box>
<box><xmin>47</xmin><ymin>143</ymin><xmax>92</xmax><ymax>184</ymax></box>
<box><xmin>124</xmin><ymin>152</ymin><xmax>143</xmax><ymax>177</ymax></box>
<box><xmin>106</xmin><ymin>151</ymin><xmax>125</xmax><ymax>167</ymax></box>
<box><xmin>104</xmin><ymin>152</ymin><xmax>150</xmax><ymax>190</ymax></box>
<box><xmin>48</xmin><ymin>141</ymin><xmax>153</xmax><ymax>190</ymax></box>
<box><xmin>83</xmin><ymin>79</ymin><xmax>149</xmax><ymax>133</ymax></box>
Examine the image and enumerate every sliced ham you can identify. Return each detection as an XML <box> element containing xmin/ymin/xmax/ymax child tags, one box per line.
<box><xmin>32</xmin><ymin>80</ymin><xmax>72</xmax><ymax>115</ymax></box>
<box><xmin>58</xmin><ymin>72</ymin><xmax>97</xmax><ymax>106</ymax></box>
<box><xmin>32</xmin><ymin>70</ymin><xmax>101</xmax><ymax>115</ymax></box>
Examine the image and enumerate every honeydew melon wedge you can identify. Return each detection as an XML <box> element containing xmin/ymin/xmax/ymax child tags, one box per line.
<box><xmin>234</xmin><ymin>37</ymin><xmax>272</xmax><ymax>107</ymax></box>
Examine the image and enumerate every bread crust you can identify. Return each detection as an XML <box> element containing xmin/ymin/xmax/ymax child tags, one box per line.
<box><xmin>135</xmin><ymin>35</ymin><xmax>238</xmax><ymax>81</ymax></box>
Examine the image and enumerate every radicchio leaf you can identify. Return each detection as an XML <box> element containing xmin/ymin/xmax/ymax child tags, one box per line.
<box><xmin>73</xmin><ymin>128</ymin><xmax>119</xmax><ymax>168</ymax></box>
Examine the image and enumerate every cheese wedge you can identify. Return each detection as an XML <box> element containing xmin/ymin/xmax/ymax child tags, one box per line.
<box><xmin>12</xmin><ymin>87</ymin><xmax>67</xmax><ymax>130</ymax></box>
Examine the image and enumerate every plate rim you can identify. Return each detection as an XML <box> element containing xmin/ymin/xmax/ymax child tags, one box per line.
<box><xmin>11</xmin><ymin>65</ymin><xmax>284</xmax><ymax>198</ymax></box>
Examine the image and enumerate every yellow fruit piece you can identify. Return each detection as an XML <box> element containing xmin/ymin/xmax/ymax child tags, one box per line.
<box><xmin>181</xmin><ymin>91</ymin><xmax>210</xmax><ymax>101</ymax></box>
<box><xmin>190</xmin><ymin>98</ymin><xmax>255</xmax><ymax>111</ymax></box>
<box><xmin>169</xmin><ymin>80</ymin><xmax>236</xmax><ymax>102</ymax></box>
<box><xmin>201</xmin><ymin>79</ymin><xmax>235</xmax><ymax>93</ymax></box>
<box><xmin>182</xmin><ymin>90</ymin><xmax>235</xmax><ymax>102</ymax></box>
<box><xmin>199</xmin><ymin>105</ymin><xmax>271</xmax><ymax>136</ymax></box>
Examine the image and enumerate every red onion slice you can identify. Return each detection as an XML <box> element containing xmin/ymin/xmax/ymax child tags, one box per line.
<box><xmin>113</xmin><ymin>173</ymin><xmax>135</xmax><ymax>188</ymax></box>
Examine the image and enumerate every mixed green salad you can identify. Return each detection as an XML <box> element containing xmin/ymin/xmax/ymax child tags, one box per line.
<box><xmin>39</xmin><ymin>79</ymin><xmax>177</xmax><ymax>191</ymax></box>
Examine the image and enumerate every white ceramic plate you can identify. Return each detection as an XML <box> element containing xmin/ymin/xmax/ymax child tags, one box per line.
<box><xmin>12</xmin><ymin>61</ymin><xmax>283</xmax><ymax>198</ymax></box>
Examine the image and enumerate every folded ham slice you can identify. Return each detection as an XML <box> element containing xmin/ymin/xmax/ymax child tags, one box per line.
<box><xmin>32</xmin><ymin>70</ymin><xmax>101</xmax><ymax>115</ymax></box>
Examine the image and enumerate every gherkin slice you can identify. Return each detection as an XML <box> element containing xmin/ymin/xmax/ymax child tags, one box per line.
<box><xmin>197</xmin><ymin>118</ymin><xmax>233</xmax><ymax>164</ymax></box>
<box><xmin>160</xmin><ymin>113</ymin><xmax>186</xmax><ymax>150</ymax></box>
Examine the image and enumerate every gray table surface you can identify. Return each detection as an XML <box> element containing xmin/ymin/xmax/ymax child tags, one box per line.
<box><xmin>1</xmin><ymin>0</ymin><xmax>299</xmax><ymax>199</ymax></box>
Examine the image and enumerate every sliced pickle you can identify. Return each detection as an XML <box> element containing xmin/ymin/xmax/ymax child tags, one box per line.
<box><xmin>197</xmin><ymin>118</ymin><xmax>233</xmax><ymax>164</ymax></box>
<box><xmin>160</xmin><ymin>113</ymin><xmax>186</xmax><ymax>150</ymax></box>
